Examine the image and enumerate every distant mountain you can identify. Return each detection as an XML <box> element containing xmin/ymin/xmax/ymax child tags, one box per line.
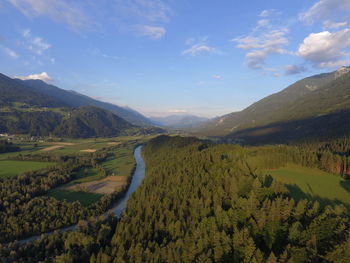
<box><xmin>0</xmin><ymin>73</ymin><xmax>66</xmax><ymax>108</ymax></box>
<box><xmin>16</xmin><ymin>79</ymin><xmax>152</xmax><ymax>127</ymax></box>
<box><xmin>195</xmin><ymin>66</ymin><xmax>350</xmax><ymax>143</ymax></box>
<box><xmin>150</xmin><ymin>114</ymin><xmax>209</xmax><ymax>128</ymax></box>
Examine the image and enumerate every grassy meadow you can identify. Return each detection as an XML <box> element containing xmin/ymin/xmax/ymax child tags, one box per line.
<box><xmin>267</xmin><ymin>164</ymin><xmax>350</xmax><ymax>207</ymax></box>
<box><xmin>102</xmin><ymin>143</ymin><xmax>136</xmax><ymax>177</ymax></box>
<box><xmin>0</xmin><ymin>160</ymin><xmax>55</xmax><ymax>178</ymax></box>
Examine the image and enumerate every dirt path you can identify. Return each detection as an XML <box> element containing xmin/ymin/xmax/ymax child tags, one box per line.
<box><xmin>50</xmin><ymin>142</ymin><xmax>76</xmax><ymax>146</ymax></box>
<box><xmin>40</xmin><ymin>145</ymin><xmax>63</xmax><ymax>152</ymax></box>
<box><xmin>107</xmin><ymin>142</ymin><xmax>121</xmax><ymax>145</ymax></box>
<box><xmin>80</xmin><ymin>149</ymin><xmax>97</xmax><ymax>153</ymax></box>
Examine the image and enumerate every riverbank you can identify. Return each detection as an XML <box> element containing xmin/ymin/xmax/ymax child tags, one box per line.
<box><xmin>14</xmin><ymin>145</ymin><xmax>145</xmax><ymax>245</ymax></box>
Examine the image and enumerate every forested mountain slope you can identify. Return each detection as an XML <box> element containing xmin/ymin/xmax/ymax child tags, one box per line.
<box><xmin>16</xmin><ymin>78</ymin><xmax>152</xmax><ymax>126</ymax></box>
<box><xmin>0</xmin><ymin>73</ymin><xmax>66</xmax><ymax>107</ymax></box>
<box><xmin>0</xmin><ymin>105</ymin><xmax>136</xmax><ymax>138</ymax></box>
<box><xmin>53</xmin><ymin>106</ymin><xmax>134</xmax><ymax>138</ymax></box>
<box><xmin>0</xmin><ymin>73</ymin><xmax>164</xmax><ymax>137</ymax></box>
<box><xmin>196</xmin><ymin>67</ymin><xmax>350</xmax><ymax>143</ymax></box>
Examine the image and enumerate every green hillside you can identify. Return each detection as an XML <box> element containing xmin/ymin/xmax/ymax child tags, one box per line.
<box><xmin>0</xmin><ymin>73</ymin><xmax>163</xmax><ymax>138</ymax></box>
<box><xmin>53</xmin><ymin>106</ymin><xmax>134</xmax><ymax>138</ymax></box>
<box><xmin>0</xmin><ymin>73</ymin><xmax>66</xmax><ymax>108</ymax></box>
<box><xmin>195</xmin><ymin>67</ymin><xmax>350</xmax><ymax>143</ymax></box>
<box><xmin>17</xmin><ymin>78</ymin><xmax>153</xmax><ymax>126</ymax></box>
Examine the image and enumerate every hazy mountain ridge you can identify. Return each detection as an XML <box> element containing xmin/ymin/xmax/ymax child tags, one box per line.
<box><xmin>150</xmin><ymin>114</ymin><xmax>209</xmax><ymax>128</ymax></box>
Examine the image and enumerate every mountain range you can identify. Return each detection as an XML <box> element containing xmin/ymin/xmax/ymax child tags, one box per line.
<box><xmin>15</xmin><ymin>78</ymin><xmax>152</xmax><ymax>127</ymax></box>
<box><xmin>2</xmin><ymin>66</ymin><xmax>350</xmax><ymax>142</ymax></box>
<box><xmin>0</xmin><ymin>73</ymin><xmax>163</xmax><ymax>138</ymax></box>
<box><xmin>195</xmin><ymin>66</ymin><xmax>350</xmax><ymax>144</ymax></box>
<box><xmin>150</xmin><ymin>114</ymin><xmax>208</xmax><ymax>128</ymax></box>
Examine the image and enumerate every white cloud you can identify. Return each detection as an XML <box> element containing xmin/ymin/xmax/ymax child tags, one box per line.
<box><xmin>284</xmin><ymin>64</ymin><xmax>307</xmax><ymax>75</ymax></box>
<box><xmin>323</xmin><ymin>20</ymin><xmax>348</xmax><ymax>29</ymax></box>
<box><xmin>22</xmin><ymin>29</ymin><xmax>50</xmax><ymax>55</ymax></box>
<box><xmin>259</xmin><ymin>9</ymin><xmax>275</xmax><ymax>17</ymax></box>
<box><xmin>182</xmin><ymin>44</ymin><xmax>221</xmax><ymax>56</ymax></box>
<box><xmin>256</xmin><ymin>19</ymin><xmax>270</xmax><ymax>29</ymax></box>
<box><xmin>0</xmin><ymin>45</ymin><xmax>18</xmax><ymax>58</ymax></box>
<box><xmin>9</xmin><ymin>0</ymin><xmax>90</xmax><ymax>31</ymax></box>
<box><xmin>137</xmin><ymin>25</ymin><xmax>166</xmax><ymax>39</ymax></box>
<box><xmin>169</xmin><ymin>109</ymin><xmax>187</xmax><ymax>113</ymax></box>
<box><xmin>114</xmin><ymin>0</ymin><xmax>171</xmax><ymax>23</ymax></box>
<box><xmin>212</xmin><ymin>75</ymin><xmax>222</xmax><ymax>80</ymax></box>
<box><xmin>233</xmin><ymin>28</ymin><xmax>289</xmax><ymax>69</ymax></box>
<box><xmin>300</xmin><ymin>0</ymin><xmax>350</xmax><ymax>24</ymax></box>
<box><xmin>16</xmin><ymin>72</ymin><xmax>53</xmax><ymax>82</ymax></box>
<box><xmin>232</xmin><ymin>13</ymin><xmax>290</xmax><ymax>70</ymax></box>
<box><xmin>113</xmin><ymin>0</ymin><xmax>172</xmax><ymax>38</ymax></box>
<box><xmin>182</xmin><ymin>37</ymin><xmax>222</xmax><ymax>56</ymax></box>
<box><xmin>297</xmin><ymin>29</ymin><xmax>350</xmax><ymax>68</ymax></box>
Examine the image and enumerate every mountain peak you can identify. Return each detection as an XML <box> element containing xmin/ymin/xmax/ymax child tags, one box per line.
<box><xmin>335</xmin><ymin>66</ymin><xmax>350</xmax><ymax>78</ymax></box>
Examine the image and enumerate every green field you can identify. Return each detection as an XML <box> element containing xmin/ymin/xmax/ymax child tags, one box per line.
<box><xmin>268</xmin><ymin>164</ymin><xmax>350</xmax><ymax>207</ymax></box>
<box><xmin>68</xmin><ymin>167</ymin><xmax>103</xmax><ymax>185</ymax></box>
<box><xmin>102</xmin><ymin>143</ymin><xmax>136</xmax><ymax>177</ymax></box>
<box><xmin>48</xmin><ymin>189</ymin><xmax>103</xmax><ymax>206</ymax></box>
<box><xmin>0</xmin><ymin>160</ymin><xmax>55</xmax><ymax>178</ymax></box>
<box><xmin>0</xmin><ymin>135</ymin><xmax>152</xmax><ymax>157</ymax></box>
<box><xmin>0</xmin><ymin>136</ymin><xmax>147</xmax><ymax>206</ymax></box>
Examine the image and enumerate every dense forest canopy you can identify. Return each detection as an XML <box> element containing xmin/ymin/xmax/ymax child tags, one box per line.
<box><xmin>2</xmin><ymin>135</ymin><xmax>350</xmax><ymax>262</ymax></box>
<box><xmin>0</xmin><ymin>106</ymin><xmax>145</xmax><ymax>138</ymax></box>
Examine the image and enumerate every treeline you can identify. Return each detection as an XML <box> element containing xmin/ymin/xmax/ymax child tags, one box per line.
<box><xmin>243</xmin><ymin>145</ymin><xmax>350</xmax><ymax>178</ymax></box>
<box><xmin>9</xmin><ymin>151</ymin><xmax>108</xmax><ymax>163</ymax></box>
<box><xmin>0</xmin><ymin>140</ymin><xmax>19</xmax><ymax>153</ymax></box>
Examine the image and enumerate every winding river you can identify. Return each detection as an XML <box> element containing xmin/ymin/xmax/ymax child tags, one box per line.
<box><xmin>18</xmin><ymin>145</ymin><xmax>146</xmax><ymax>245</ymax></box>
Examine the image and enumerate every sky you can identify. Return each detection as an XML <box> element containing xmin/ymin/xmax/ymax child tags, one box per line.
<box><xmin>1</xmin><ymin>0</ymin><xmax>350</xmax><ymax>117</ymax></box>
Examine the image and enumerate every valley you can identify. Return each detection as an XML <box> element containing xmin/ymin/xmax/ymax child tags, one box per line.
<box><xmin>1</xmin><ymin>67</ymin><xmax>350</xmax><ymax>262</ymax></box>
<box><xmin>4</xmin><ymin>1</ymin><xmax>350</xmax><ymax>261</ymax></box>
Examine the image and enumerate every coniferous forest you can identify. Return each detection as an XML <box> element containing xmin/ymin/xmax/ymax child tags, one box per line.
<box><xmin>2</xmin><ymin>135</ymin><xmax>350</xmax><ymax>262</ymax></box>
<box><xmin>3</xmin><ymin>0</ymin><xmax>350</xmax><ymax>261</ymax></box>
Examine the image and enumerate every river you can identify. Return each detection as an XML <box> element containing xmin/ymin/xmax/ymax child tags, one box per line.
<box><xmin>18</xmin><ymin>145</ymin><xmax>145</xmax><ymax>245</ymax></box>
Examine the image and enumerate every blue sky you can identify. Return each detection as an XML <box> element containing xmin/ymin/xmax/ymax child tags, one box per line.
<box><xmin>1</xmin><ymin>0</ymin><xmax>350</xmax><ymax>117</ymax></box>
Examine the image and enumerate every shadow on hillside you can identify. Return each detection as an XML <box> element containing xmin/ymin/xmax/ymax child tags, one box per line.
<box><xmin>286</xmin><ymin>184</ymin><xmax>350</xmax><ymax>211</ymax></box>
<box><xmin>340</xmin><ymin>180</ymin><xmax>350</xmax><ymax>193</ymax></box>
<box><xmin>227</xmin><ymin>110</ymin><xmax>350</xmax><ymax>145</ymax></box>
